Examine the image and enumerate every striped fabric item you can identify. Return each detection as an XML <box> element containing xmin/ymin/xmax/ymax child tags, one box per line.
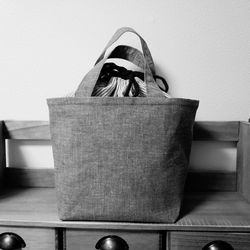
<box><xmin>92</xmin><ymin>77</ymin><xmax>141</xmax><ymax>97</ymax></box>
<box><xmin>92</xmin><ymin>76</ymin><xmax>169</xmax><ymax>97</ymax></box>
<box><xmin>92</xmin><ymin>77</ymin><xmax>118</xmax><ymax>97</ymax></box>
<box><xmin>134</xmin><ymin>77</ymin><xmax>147</xmax><ymax>97</ymax></box>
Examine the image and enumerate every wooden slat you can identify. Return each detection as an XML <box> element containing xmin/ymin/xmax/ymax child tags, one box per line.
<box><xmin>4</xmin><ymin>168</ymin><xmax>236</xmax><ymax>192</ymax></box>
<box><xmin>193</xmin><ymin>121</ymin><xmax>239</xmax><ymax>141</ymax></box>
<box><xmin>0</xmin><ymin>121</ymin><xmax>6</xmax><ymax>188</ymax></box>
<box><xmin>4</xmin><ymin>120</ymin><xmax>50</xmax><ymax>140</ymax></box>
<box><xmin>3</xmin><ymin>120</ymin><xmax>239</xmax><ymax>141</ymax></box>
<box><xmin>185</xmin><ymin>171</ymin><xmax>236</xmax><ymax>192</ymax></box>
<box><xmin>5</xmin><ymin>168</ymin><xmax>55</xmax><ymax>188</ymax></box>
<box><xmin>237</xmin><ymin>121</ymin><xmax>250</xmax><ymax>202</ymax></box>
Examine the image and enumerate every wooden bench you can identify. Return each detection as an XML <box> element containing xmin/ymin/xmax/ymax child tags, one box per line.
<box><xmin>0</xmin><ymin>120</ymin><xmax>250</xmax><ymax>249</ymax></box>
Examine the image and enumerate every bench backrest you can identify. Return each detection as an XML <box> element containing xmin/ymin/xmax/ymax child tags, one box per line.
<box><xmin>1</xmin><ymin>120</ymin><xmax>250</xmax><ymax>201</ymax></box>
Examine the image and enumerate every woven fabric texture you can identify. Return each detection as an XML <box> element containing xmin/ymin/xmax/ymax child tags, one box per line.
<box><xmin>48</xmin><ymin>98</ymin><xmax>198</xmax><ymax>222</ymax></box>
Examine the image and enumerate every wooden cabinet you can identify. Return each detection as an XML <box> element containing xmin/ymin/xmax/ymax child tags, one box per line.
<box><xmin>0</xmin><ymin>121</ymin><xmax>250</xmax><ymax>249</ymax></box>
<box><xmin>0</xmin><ymin>226</ymin><xmax>56</xmax><ymax>250</ymax></box>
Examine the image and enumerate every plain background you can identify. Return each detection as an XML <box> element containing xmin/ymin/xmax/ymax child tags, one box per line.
<box><xmin>0</xmin><ymin>0</ymin><xmax>249</xmax><ymax>170</ymax></box>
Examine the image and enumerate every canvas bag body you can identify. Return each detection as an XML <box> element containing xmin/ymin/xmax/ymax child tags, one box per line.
<box><xmin>48</xmin><ymin>27</ymin><xmax>199</xmax><ymax>222</ymax></box>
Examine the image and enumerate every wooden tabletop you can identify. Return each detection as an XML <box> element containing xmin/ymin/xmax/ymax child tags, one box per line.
<box><xmin>0</xmin><ymin>188</ymin><xmax>250</xmax><ymax>232</ymax></box>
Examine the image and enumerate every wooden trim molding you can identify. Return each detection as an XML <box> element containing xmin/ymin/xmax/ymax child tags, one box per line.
<box><xmin>3</xmin><ymin>120</ymin><xmax>239</xmax><ymax>141</ymax></box>
<box><xmin>193</xmin><ymin>121</ymin><xmax>239</xmax><ymax>141</ymax></box>
<box><xmin>4</xmin><ymin>168</ymin><xmax>236</xmax><ymax>192</ymax></box>
<box><xmin>0</xmin><ymin>121</ymin><xmax>6</xmax><ymax>188</ymax></box>
<box><xmin>185</xmin><ymin>171</ymin><xmax>236</xmax><ymax>192</ymax></box>
<box><xmin>237</xmin><ymin>121</ymin><xmax>250</xmax><ymax>202</ymax></box>
<box><xmin>4</xmin><ymin>120</ymin><xmax>50</xmax><ymax>140</ymax></box>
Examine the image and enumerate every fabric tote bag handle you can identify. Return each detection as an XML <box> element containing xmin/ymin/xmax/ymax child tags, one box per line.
<box><xmin>95</xmin><ymin>27</ymin><xmax>155</xmax><ymax>75</ymax></box>
<box><xmin>75</xmin><ymin>27</ymin><xmax>164</xmax><ymax>97</ymax></box>
<box><xmin>108</xmin><ymin>45</ymin><xmax>145</xmax><ymax>70</ymax></box>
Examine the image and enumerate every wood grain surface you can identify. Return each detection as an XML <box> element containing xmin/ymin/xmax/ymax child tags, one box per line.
<box><xmin>66</xmin><ymin>229</ymin><xmax>161</xmax><ymax>250</ymax></box>
<box><xmin>0</xmin><ymin>226</ymin><xmax>56</xmax><ymax>250</ymax></box>
<box><xmin>0</xmin><ymin>188</ymin><xmax>250</xmax><ymax>232</ymax></box>
<box><xmin>169</xmin><ymin>231</ymin><xmax>250</xmax><ymax>250</ymax></box>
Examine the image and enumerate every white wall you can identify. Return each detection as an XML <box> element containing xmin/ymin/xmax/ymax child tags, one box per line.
<box><xmin>1</xmin><ymin>1</ymin><xmax>249</xmax><ymax>170</ymax></box>
<box><xmin>1</xmin><ymin>0</ymin><xmax>249</xmax><ymax>121</ymax></box>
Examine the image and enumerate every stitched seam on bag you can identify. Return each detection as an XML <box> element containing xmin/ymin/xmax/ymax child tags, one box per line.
<box><xmin>49</xmin><ymin>103</ymin><xmax>198</xmax><ymax>108</ymax></box>
<box><xmin>48</xmin><ymin>100</ymin><xmax>199</xmax><ymax>107</ymax></box>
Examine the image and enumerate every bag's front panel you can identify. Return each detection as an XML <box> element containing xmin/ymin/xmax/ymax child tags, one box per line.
<box><xmin>49</xmin><ymin>99</ymin><xmax>197</xmax><ymax>222</ymax></box>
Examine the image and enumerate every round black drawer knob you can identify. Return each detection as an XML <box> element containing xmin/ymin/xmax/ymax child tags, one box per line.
<box><xmin>202</xmin><ymin>240</ymin><xmax>234</xmax><ymax>250</ymax></box>
<box><xmin>0</xmin><ymin>232</ymin><xmax>26</xmax><ymax>250</ymax></box>
<box><xmin>95</xmin><ymin>235</ymin><xmax>129</xmax><ymax>250</ymax></box>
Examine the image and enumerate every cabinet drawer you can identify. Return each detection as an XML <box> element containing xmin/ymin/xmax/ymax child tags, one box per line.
<box><xmin>66</xmin><ymin>229</ymin><xmax>161</xmax><ymax>250</ymax></box>
<box><xmin>0</xmin><ymin>226</ymin><xmax>55</xmax><ymax>250</ymax></box>
<box><xmin>170</xmin><ymin>231</ymin><xmax>250</xmax><ymax>250</ymax></box>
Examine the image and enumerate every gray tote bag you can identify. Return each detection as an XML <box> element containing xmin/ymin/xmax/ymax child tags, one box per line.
<box><xmin>48</xmin><ymin>27</ymin><xmax>199</xmax><ymax>223</ymax></box>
